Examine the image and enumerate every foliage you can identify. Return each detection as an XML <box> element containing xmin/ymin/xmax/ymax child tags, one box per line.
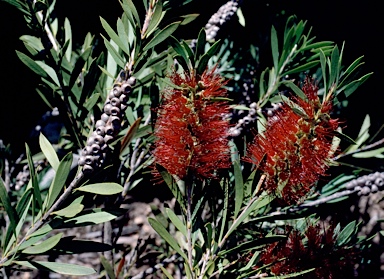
<box><xmin>0</xmin><ymin>0</ymin><xmax>381</xmax><ymax>278</ymax></box>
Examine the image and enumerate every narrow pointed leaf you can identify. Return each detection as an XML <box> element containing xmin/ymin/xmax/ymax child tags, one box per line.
<box><xmin>143</xmin><ymin>21</ymin><xmax>181</xmax><ymax>52</ymax></box>
<box><xmin>64</xmin><ymin>18</ymin><xmax>72</xmax><ymax>62</ymax></box>
<box><xmin>35</xmin><ymin>61</ymin><xmax>60</xmax><ymax>86</ymax></box>
<box><xmin>26</xmin><ymin>144</ymin><xmax>42</xmax><ymax>209</ymax></box>
<box><xmin>102</xmin><ymin>37</ymin><xmax>125</xmax><ymax>68</ymax></box>
<box><xmin>233</xmin><ymin>161</ymin><xmax>244</xmax><ymax>219</ymax></box>
<box><xmin>166</xmin><ymin>208</ymin><xmax>186</xmax><ymax>237</ymax></box>
<box><xmin>64</xmin><ymin>211</ymin><xmax>120</xmax><ymax>226</ymax></box>
<box><xmin>51</xmin><ymin>196</ymin><xmax>84</xmax><ymax>218</ymax></box>
<box><xmin>100</xmin><ymin>17</ymin><xmax>130</xmax><ymax>56</ymax></box>
<box><xmin>16</xmin><ymin>50</ymin><xmax>48</xmax><ymax>78</ymax></box>
<box><xmin>0</xmin><ymin>178</ymin><xmax>18</xmax><ymax>237</ymax></box>
<box><xmin>100</xmin><ymin>255</ymin><xmax>116</xmax><ymax>279</ymax></box>
<box><xmin>195</xmin><ymin>28</ymin><xmax>206</xmax><ymax>61</ymax></box>
<box><xmin>76</xmin><ymin>183</ymin><xmax>123</xmax><ymax>195</ymax></box>
<box><xmin>120</xmin><ymin>117</ymin><xmax>142</xmax><ymax>154</ymax></box>
<box><xmin>282</xmin><ymin>60</ymin><xmax>319</xmax><ymax>76</ymax></box>
<box><xmin>45</xmin><ymin>152</ymin><xmax>73</xmax><ymax>210</ymax></box>
<box><xmin>39</xmin><ymin>133</ymin><xmax>59</xmax><ymax>171</ymax></box>
<box><xmin>14</xmin><ymin>261</ymin><xmax>96</xmax><ymax>275</ymax></box>
<box><xmin>148</xmin><ymin>218</ymin><xmax>188</xmax><ymax>262</ymax></box>
<box><xmin>196</xmin><ymin>40</ymin><xmax>222</xmax><ymax>75</ymax></box>
<box><xmin>121</xmin><ymin>0</ymin><xmax>141</xmax><ymax>28</ymax></box>
<box><xmin>282</xmin><ymin>80</ymin><xmax>307</xmax><ymax>101</ymax></box>
<box><xmin>271</xmin><ymin>26</ymin><xmax>279</xmax><ymax>71</ymax></box>
<box><xmin>22</xmin><ymin>233</ymin><xmax>63</xmax><ymax>254</ymax></box>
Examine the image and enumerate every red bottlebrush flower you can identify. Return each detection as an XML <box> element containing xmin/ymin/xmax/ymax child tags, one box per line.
<box><xmin>244</xmin><ymin>78</ymin><xmax>339</xmax><ymax>204</ymax></box>
<box><xmin>153</xmin><ymin>67</ymin><xmax>231</xmax><ymax>180</ymax></box>
<box><xmin>258</xmin><ymin>224</ymin><xmax>357</xmax><ymax>278</ymax></box>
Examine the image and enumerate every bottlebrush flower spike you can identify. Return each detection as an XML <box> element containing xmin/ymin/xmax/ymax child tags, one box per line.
<box><xmin>258</xmin><ymin>224</ymin><xmax>357</xmax><ymax>278</ymax></box>
<box><xmin>153</xmin><ymin>67</ymin><xmax>231</xmax><ymax>180</ymax></box>
<box><xmin>244</xmin><ymin>78</ymin><xmax>339</xmax><ymax>204</ymax></box>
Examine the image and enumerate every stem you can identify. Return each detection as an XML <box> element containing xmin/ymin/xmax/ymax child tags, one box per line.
<box><xmin>186</xmin><ymin>179</ymin><xmax>194</xmax><ymax>276</ymax></box>
<box><xmin>199</xmin><ymin>175</ymin><xmax>266</xmax><ymax>278</ymax></box>
<box><xmin>141</xmin><ymin>0</ymin><xmax>159</xmax><ymax>39</ymax></box>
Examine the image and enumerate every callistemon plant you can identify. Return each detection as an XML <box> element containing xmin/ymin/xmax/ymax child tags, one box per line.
<box><xmin>153</xmin><ymin>66</ymin><xmax>231</xmax><ymax>180</ymax></box>
<box><xmin>245</xmin><ymin>78</ymin><xmax>340</xmax><ymax>204</ymax></box>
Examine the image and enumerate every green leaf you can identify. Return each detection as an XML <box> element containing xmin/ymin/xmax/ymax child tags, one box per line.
<box><xmin>75</xmin><ymin>183</ymin><xmax>123</xmax><ymax>195</ymax></box>
<box><xmin>100</xmin><ymin>255</ymin><xmax>116</xmax><ymax>279</ymax></box>
<box><xmin>102</xmin><ymin>37</ymin><xmax>125</xmax><ymax>68</ymax></box>
<box><xmin>22</xmin><ymin>233</ymin><xmax>63</xmax><ymax>254</ymax></box>
<box><xmin>100</xmin><ymin>17</ymin><xmax>130</xmax><ymax>56</ymax></box>
<box><xmin>68</xmin><ymin>46</ymin><xmax>92</xmax><ymax>90</ymax></box>
<box><xmin>0</xmin><ymin>178</ymin><xmax>18</xmax><ymax>237</ymax></box>
<box><xmin>195</xmin><ymin>28</ymin><xmax>206</xmax><ymax>61</ymax></box>
<box><xmin>233</xmin><ymin>161</ymin><xmax>244</xmax><ymax>219</ymax></box>
<box><xmin>244</xmin><ymin>169</ymin><xmax>257</xmax><ymax>198</ymax></box>
<box><xmin>143</xmin><ymin>21</ymin><xmax>181</xmax><ymax>52</ymax></box>
<box><xmin>352</xmin><ymin>147</ymin><xmax>384</xmax><ymax>158</ymax></box>
<box><xmin>64</xmin><ymin>18</ymin><xmax>72</xmax><ymax>62</ymax></box>
<box><xmin>19</xmin><ymin>35</ymin><xmax>44</xmax><ymax>52</ymax></box>
<box><xmin>16</xmin><ymin>50</ymin><xmax>48</xmax><ymax>78</ymax></box>
<box><xmin>35</xmin><ymin>61</ymin><xmax>60</xmax><ymax>86</ymax></box>
<box><xmin>342</xmin><ymin>72</ymin><xmax>372</xmax><ymax>98</ymax></box>
<box><xmin>236</xmin><ymin>7</ymin><xmax>245</xmax><ymax>27</ymax></box>
<box><xmin>64</xmin><ymin>211</ymin><xmax>120</xmax><ymax>226</ymax></box>
<box><xmin>121</xmin><ymin>0</ymin><xmax>141</xmax><ymax>28</ymax></box>
<box><xmin>282</xmin><ymin>60</ymin><xmax>319</xmax><ymax>76</ymax></box>
<box><xmin>336</xmin><ymin>221</ymin><xmax>356</xmax><ymax>246</ymax></box>
<box><xmin>148</xmin><ymin>218</ymin><xmax>188</xmax><ymax>262</ymax></box>
<box><xmin>333</xmin><ymin>130</ymin><xmax>357</xmax><ymax>145</ymax></box>
<box><xmin>160</xmin><ymin>265</ymin><xmax>174</xmax><ymax>279</ymax></box>
<box><xmin>39</xmin><ymin>133</ymin><xmax>60</xmax><ymax>171</ymax></box>
<box><xmin>227</xmin><ymin>193</ymin><xmax>273</xmax><ymax>237</ymax></box>
<box><xmin>145</xmin><ymin>0</ymin><xmax>164</xmax><ymax>37</ymax></box>
<box><xmin>14</xmin><ymin>261</ymin><xmax>96</xmax><ymax>276</ymax></box>
<box><xmin>329</xmin><ymin>45</ymin><xmax>340</xmax><ymax>87</ymax></box>
<box><xmin>45</xmin><ymin>152</ymin><xmax>73</xmax><ymax>210</ymax></box>
<box><xmin>180</xmin><ymin>13</ymin><xmax>198</xmax><ymax>25</ymax></box>
<box><xmin>26</xmin><ymin>143</ymin><xmax>43</xmax><ymax>209</ymax></box>
<box><xmin>196</xmin><ymin>40</ymin><xmax>222</xmax><ymax>75</ymax></box>
<box><xmin>168</xmin><ymin>36</ymin><xmax>189</xmax><ymax>70</ymax></box>
<box><xmin>117</xmin><ymin>17</ymin><xmax>130</xmax><ymax>55</ymax></box>
<box><xmin>157</xmin><ymin>164</ymin><xmax>186</xmax><ymax>212</ymax></box>
<box><xmin>282</xmin><ymin>80</ymin><xmax>307</xmax><ymax>101</ymax></box>
<box><xmin>319</xmin><ymin>49</ymin><xmax>327</xmax><ymax>93</ymax></box>
<box><xmin>51</xmin><ymin>196</ymin><xmax>84</xmax><ymax>218</ymax></box>
<box><xmin>84</xmin><ymin>93</ymin><xmax>100</xmax><ymax>111</ymax></box>
<box><xmin>271</xmin><ymin>26</ymin><xmax>279</xmax><ymax>71</ymax></box>
<box><xmin>166</xmin><ymin>208</ymin><xmax>186</xmax><ymax>237</ymax></box>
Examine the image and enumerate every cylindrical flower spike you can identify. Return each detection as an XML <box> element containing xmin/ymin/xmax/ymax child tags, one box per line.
<box><xmin>153</xmin><ymin>67</ymin><xmax>231</xmax><ymax>180</ymax></box>
<box><xmin>244</xmin><ymin>78</ymin><xmax>340</xmax><ymax>204</ymax></box>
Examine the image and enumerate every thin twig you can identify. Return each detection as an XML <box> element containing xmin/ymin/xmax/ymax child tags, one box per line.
<box><xmin>290</xmin><ymin>188</ymin><xmax>359</xmax><ymax>211</ymax></box>
<box><xmin>333</xmin><ymin>137</ymin><xmax>384</xmax><ymax>161</ymax></box>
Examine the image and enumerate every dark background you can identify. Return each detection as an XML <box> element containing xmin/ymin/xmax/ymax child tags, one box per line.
<box><xmin>0</xmin><ymin>0</ymin><xmax>382</xmax><ymax>156</ymax></box>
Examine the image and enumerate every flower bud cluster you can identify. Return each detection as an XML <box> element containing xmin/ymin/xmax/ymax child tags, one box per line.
<box><xmin>345</xmin><ymin>171</ymin><xmax>384</xmax><ymax>196</ymax></box>
<box><xmin>205</xmin><ymin>0</ymin><xmax>239</xmax><ymax>41</ymax></box>
<box><xmin>78</xmin><ymin>74</ymin><xmax>136</xmax><ymax>173</ymax></box>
